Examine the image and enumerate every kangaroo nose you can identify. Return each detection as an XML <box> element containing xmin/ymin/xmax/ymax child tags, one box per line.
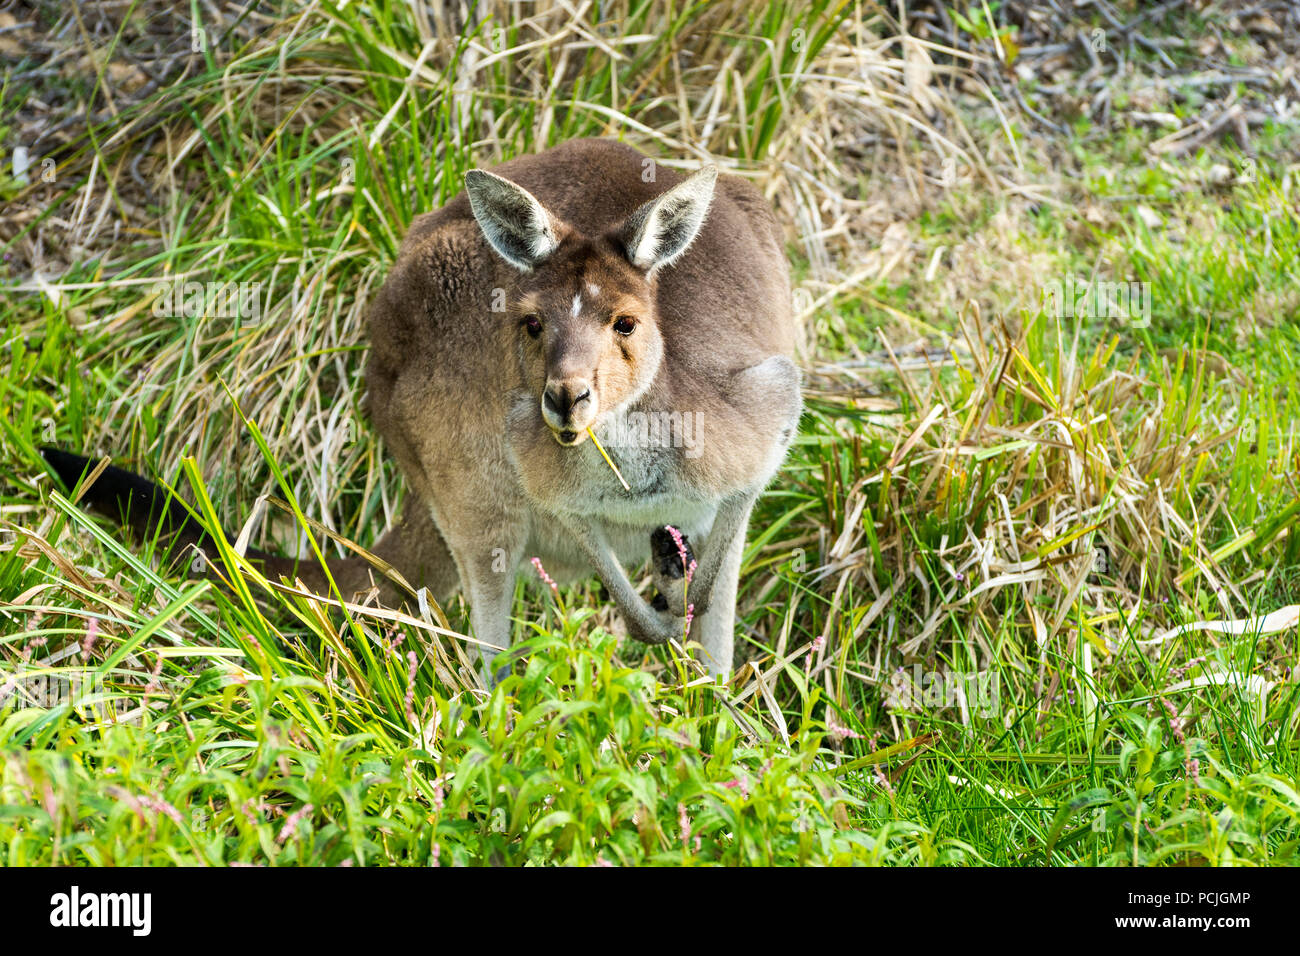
<box><xmin>544</xmin><ymin>382</ymin><xmax>592</xmax><ymax>419</ymax></box>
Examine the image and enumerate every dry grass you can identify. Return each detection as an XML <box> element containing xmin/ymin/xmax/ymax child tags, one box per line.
<box><xmin>3</xmin><ymin>1</ymin><xmax>1036</xmax><ymax>540</ymax></box>
<box><xmin>4</xmin><ymin>1</ymin><xmax>1300</xmax><ymax>866</ymax></box>
<box><xmin>4</xmin><ymin>1</ymin><xmax>1295</xmax><ymax>689</ymax></box>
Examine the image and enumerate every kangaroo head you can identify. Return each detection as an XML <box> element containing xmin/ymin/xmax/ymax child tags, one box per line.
<box><xmin>464</xmin><ymin>165</ymin><xmax>718</xmax><ymax>446</ymax></box>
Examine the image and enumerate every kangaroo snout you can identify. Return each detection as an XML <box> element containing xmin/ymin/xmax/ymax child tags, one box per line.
<box><xmin>542</xmin><ymin>378</ymin><xmax>596</xmax><ymax>442</ymax></box>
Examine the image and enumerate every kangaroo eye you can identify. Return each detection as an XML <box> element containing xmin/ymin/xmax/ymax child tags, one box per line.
<box><xmin>523</xmin><ymin>314</ymin><xmax>542</xmax><ymax>338</ymax></box>
<box><xmin>612</xmin><ymin>315</ymin><xmax>636</xmax><ymax>336</ymax></box>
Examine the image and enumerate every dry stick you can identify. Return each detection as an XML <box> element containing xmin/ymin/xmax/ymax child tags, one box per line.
<box><xmin>586</xmin><ymin>427</ymin><xmax>631</xmax><ymax>491</ymax></box>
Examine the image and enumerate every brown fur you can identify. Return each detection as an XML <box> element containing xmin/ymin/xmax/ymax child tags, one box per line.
<box><xmin>46</xmin><ymin>139</ymin><xmax>800</xmax><ymax>679</ymax></box>
<box><xmin>355</xmin><ymin>138</ymin><xmax>800</xmax><ymax>678</ymax></box>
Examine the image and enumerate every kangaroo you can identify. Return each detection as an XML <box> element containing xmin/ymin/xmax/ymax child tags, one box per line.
<box><xmin>44</xmin><ymin>138</ymin><xmax>801</xmax><ymax>679</ymax></box>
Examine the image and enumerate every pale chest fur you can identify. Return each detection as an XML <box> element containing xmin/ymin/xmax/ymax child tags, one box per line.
<box><xmin>505</xmin><ymin>393</ymin><xmax>719</xmax><ymax>575</ymax></box>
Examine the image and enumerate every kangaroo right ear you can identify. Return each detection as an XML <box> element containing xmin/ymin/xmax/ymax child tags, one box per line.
<box><xmin>464</xmin><ymin>169</ymin><xmax>561</xmax><ymax>272</ymax></box>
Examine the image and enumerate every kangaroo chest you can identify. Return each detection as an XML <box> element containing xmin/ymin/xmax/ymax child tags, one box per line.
<box><xmin>552</xmin><ymin>423</ymin><xmax>714</xmax><ymax>529</ymax></box>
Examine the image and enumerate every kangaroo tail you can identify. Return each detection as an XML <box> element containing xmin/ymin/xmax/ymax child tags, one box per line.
<box><xmin>40</xmin><ymin>447</ymin><xmax>342</xmax><ymax>595</ymax></box>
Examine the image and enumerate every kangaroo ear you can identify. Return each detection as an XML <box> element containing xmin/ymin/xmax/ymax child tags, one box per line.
<box><xmin>464</xmin><ymin>169</ymin><xmax>561</xmax><ymax>271</ymax></box>
<box><xmin>620</xmin><ymin>166</ymin><xmax>718</xmax><ymax>275</ymax></box>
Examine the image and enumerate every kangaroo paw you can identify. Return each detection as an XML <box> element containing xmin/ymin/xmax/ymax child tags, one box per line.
<box><xmin>649</xmin><ymin>525</ymin><xmax>695</xmax><ymax>615</ymax></box>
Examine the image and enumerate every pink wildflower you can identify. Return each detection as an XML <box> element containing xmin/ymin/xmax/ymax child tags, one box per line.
<box><xmin>664</xmin><ymin>525</ymin><xmax>696</xmax><ymax>585</ymax></box>
<box><xmin>106</xmin><ymin>785</ymin><xmax>147</xmax><ymax>823</ymax></box>
<box><xmin>722</xmin><ymin>776</ymin><xmax>751</xmax><ymax>800</ymax></box>
<box><xmin>1160</xmin><ymin>697</ymin><xmax>1186</xmax><ymax>745</ymax></box>
<box><xmin>144</xmin><ymin>655</ymin><xmax>164</xmax><ymax>695</ymax></box>
<box><xmin>827</xmin><ymin>712</ymin><xmax>865</xmax><ymax>742</ymax></box>
<box><xmin>240</xmin><ymin>797</ymin><xmax>271</xmax><ymax>825</ymax></box>
<box><xmin>531</xmin><ymin>556</ymin><xmax>559</xmax><ymax>597</ymax></box>
<box><xmin>405</xmin><ymin>650</ymin><xmax>418</xmax><ymax>726</ymax></box>
<box><xmin>139</xmin><ymin>794</ymin><xmax>185</xmax><ymax>827</ymax></box>
<box><xmin>277</xmin><ymin>803</ymin><xmax>314</xmax><ymax>843</ymax></box>
<box><xmin>82</xmin><ymin>618</ymin><xmax>99</xmax><ymax>658</ymax></box>
<box><xmin>867</xmin><ymin>734</ymin><xmax>895</xmax><ymax>796</ymax></box>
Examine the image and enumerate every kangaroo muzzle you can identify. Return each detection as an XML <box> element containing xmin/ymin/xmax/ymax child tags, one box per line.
<box><xmin>542</xmin><ymin>378</ymin><xmax>596</xmax><ymax>444</ymax></box>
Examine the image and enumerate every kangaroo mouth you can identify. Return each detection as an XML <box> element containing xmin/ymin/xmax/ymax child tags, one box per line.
<box><xmin>541</xmin><ymin>385</ymin><xmax>598</xmax><ymax>447</ymax></box>
<box><xmin>551</xmin><ymin>427</ymin><xmax>588</xmax><ymax>447</ymax></box>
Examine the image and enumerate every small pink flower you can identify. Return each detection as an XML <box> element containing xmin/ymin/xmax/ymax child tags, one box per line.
<box><xmin>1160</xmin><ymin>697</ymin><xmax>1186</xmax><ymax>745</ymax></box>
<box><xmin>531</xmin><ymin>556</ymin><xmax>559</xmax><ymax>597</ymax></box>
<box><xmin>239</xmin><ymin>797</ymin><xmax>271</xmax><ymax>827</ymax></box>
<box><xmin>1169</xmin><ymin>656</ymin><xmax>1205</xmax><ymax>680</ymax></box>
<box><xmin>405</xmin><ymin>650</ymin><xmax>418</xmax><ymax>726</ymax></box>
<box><xmin>144</xmin><ymin>655</ymin><xmax>164</xmax><ymax>695</ymax></box>
<box><xmin>867</xmin><ymin>734</ymin><xmax>895</xmax><ymax>796</ymax></box>
<box><xmin>678</xmin><ymin>802</ymin><xmax>691</xmax><ymax>849</ymax></box>
<box><xmin>827</xmin><ymin>713</ymin><xmax>865</xmax><ymax>742</ymax></box>
<box><xmin>82</xmin><ymin>618</ymin><xmax>99</xmax><ymax>658</ymax></box>
<box><xmin>277</xmin><ymin>803</ymin><xmax>314</xmax><ymax>843</ymax></box>
<box><xmin>140</xmin><ymin>794</ymin><xmax>185</xmax><ymax>827</ymax></box>
<box><xmin>106</xmin><ymin>785</ymin><xmax>146</xmax><ymax>823</ymax></box>
<box><xmin>664</xmin><ymin>526</ymin><xmax>695</xmax><ymax>586</ymax></box>
<box><xmin>722</xmin><ymin>776</ymin><xmax>751</xmax><ymax>800</ymax></box>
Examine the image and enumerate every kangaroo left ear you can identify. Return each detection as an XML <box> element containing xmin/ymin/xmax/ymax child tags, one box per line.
<box><xmin>620</xmin><ymin>166</ymin><xmax>718</xmax><ymax>276</ymax></box>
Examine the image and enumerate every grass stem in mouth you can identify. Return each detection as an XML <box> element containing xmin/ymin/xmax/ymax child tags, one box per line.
<box><xmin>587</xmin><ymin>427</ymin><xmax>631</xmax><ymax>491</ymax></box>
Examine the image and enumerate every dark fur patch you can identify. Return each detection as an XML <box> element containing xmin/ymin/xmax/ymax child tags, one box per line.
<box><xmin>650</xmin><ymin>525</ymin><xmax>694</xmax><ymax>580</ymax></box>
<box><xmin>41</xmin><ymin>448</ymin><xmax>209</xmax><ymax>545</ymax></box>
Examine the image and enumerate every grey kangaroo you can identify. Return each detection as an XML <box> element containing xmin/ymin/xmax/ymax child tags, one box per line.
<box><xmin>44</xmin><ymin>138</ymin><xmax>802</xmax><ymax>678</ymax></box>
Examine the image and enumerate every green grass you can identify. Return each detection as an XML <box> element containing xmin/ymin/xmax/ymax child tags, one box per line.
<box><xmin>2</xmin><ymin>0</ymin><xmax>1300</xmax><ymax>865</ymax></box>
